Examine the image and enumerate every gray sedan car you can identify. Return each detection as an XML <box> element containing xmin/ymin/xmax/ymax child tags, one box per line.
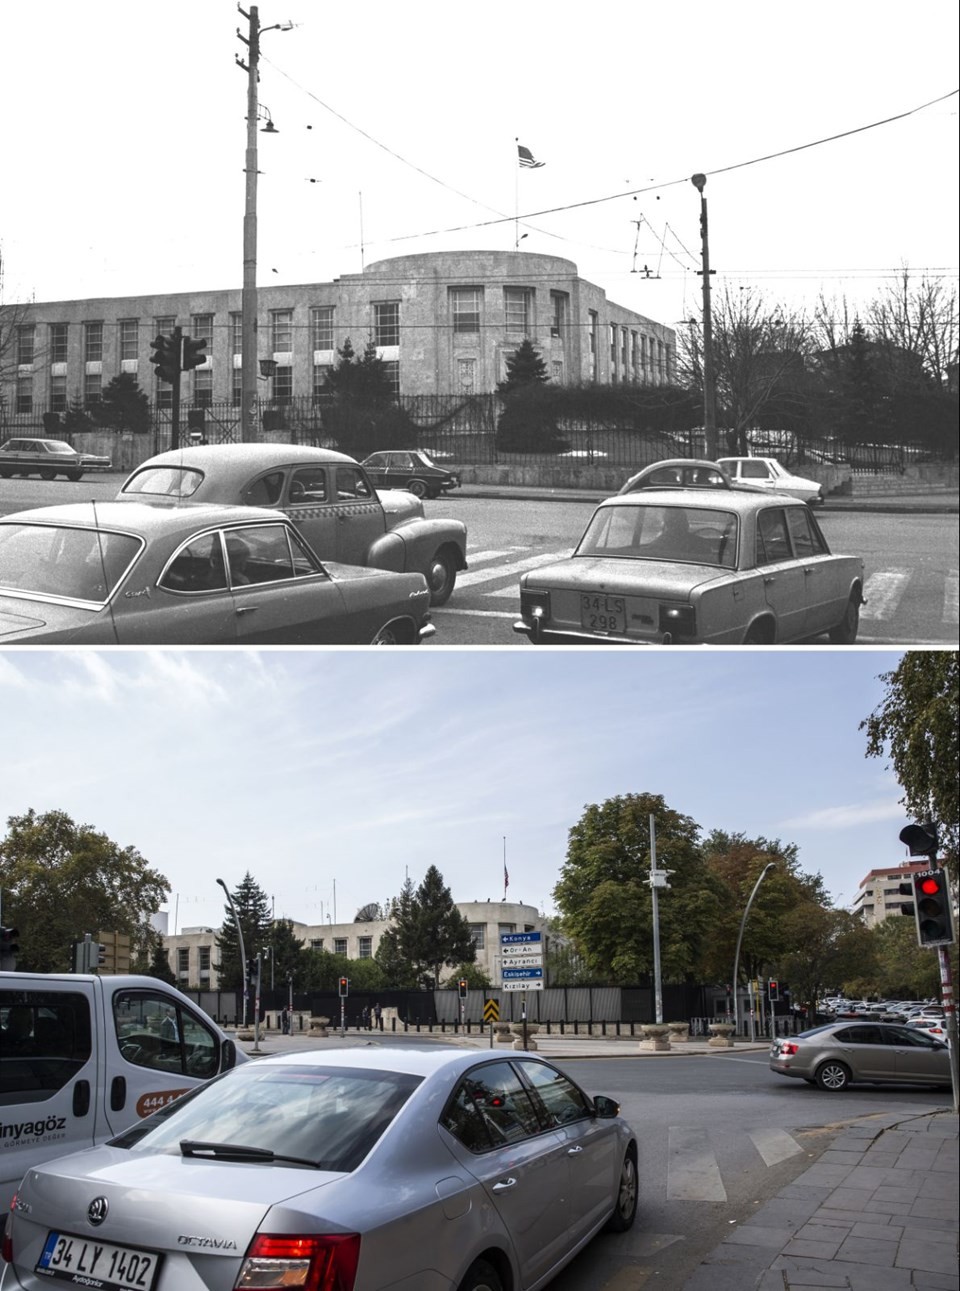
<box><xmin>770</xmin><ymin>1021</ymin><xmax>950</xmax><ymax>1091</ymax></box>
<box><xmin>0</xmin><ymin>1047</ymin><xmax>637</xmax><ymax>1291</ymax></box>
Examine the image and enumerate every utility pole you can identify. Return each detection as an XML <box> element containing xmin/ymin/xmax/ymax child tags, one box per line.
<box><xmin>691</xmin><ymin>174</ymin><xmax>718</xmax><ymax>459</ymax></box>
<box><xmin>648</xmin><ymin>815</ymin><xmax>673</xmax><ymax>1025</ymax></box>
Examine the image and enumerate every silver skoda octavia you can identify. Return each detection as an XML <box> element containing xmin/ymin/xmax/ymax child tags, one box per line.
<box><xmin>0</xmin><ymin>1047</ymin><xmax>637</xmax><ymax>1291</ymax></box>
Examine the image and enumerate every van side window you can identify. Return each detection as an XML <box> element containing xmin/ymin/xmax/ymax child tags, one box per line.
<box><xmin>0</xmin><ymin>990</ymin><xmax>93</xmax><ymax>1106</ymax></box>
<box><xmin>113</xmin><ymin>992</ymin><xmax>218</xmax><ymax>1079</ymax></box>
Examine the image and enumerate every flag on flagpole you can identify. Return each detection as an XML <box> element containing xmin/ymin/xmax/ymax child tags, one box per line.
<box><xmin>504</xmin><ymin>863</ymin><xmax>509</xmax><ymax>892</ymax></box>
<box><xmin>517</xmin><ymin>143</ymin><xmax>544</xmax><ymax>169</ymax></box>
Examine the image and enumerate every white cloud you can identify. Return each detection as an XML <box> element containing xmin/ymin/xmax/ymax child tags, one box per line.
<box><xmin>781</xmin><ymin>800</ymin><xmax>905</xmax><ymax>830</ymax></box>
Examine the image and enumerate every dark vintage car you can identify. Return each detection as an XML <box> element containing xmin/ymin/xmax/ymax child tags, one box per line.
<box><xmin>618</xmin><ymin>458</ymin><xmax>766</xmax><ymax>495</ymax></box>
<box><xmin>514</xmin><ymin>490</ymin><xmax>864</xmax><ymax>645</ymax></box>
<box><xmin>119</xmin><ymin>445</ymin><xmax>467</xmax><ymax>605</ymax></box>
<box><xmin>0</xmin><ymin>501</ymin><xmax>436</xmax><ymax>645</ymax></box>
<box><xmin>0</xmin><ymin>437</ymin><xmax>112</xmax><ymax>481</ymax></box>
<box><xmin>361</xmin><ymin>448</ymin><xmax>461</xmax><ymax>498</ymax></box>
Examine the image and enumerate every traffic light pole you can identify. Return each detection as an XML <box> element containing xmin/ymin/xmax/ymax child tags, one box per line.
<box><xmin>170</xmin><ymin>326</ymin><xmax>182</xmax><ymax>452</ymax></box>
<box><xmin>937</xmin><ymin>945</ymin><xmax>959</xmax><ymax>1113</ymax></box>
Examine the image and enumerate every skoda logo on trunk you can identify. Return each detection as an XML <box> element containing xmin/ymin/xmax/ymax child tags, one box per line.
<box><xmin>87</xmin><ymin>1197</ymin><xmax>108</xmax><ymax>1226</ymax></box>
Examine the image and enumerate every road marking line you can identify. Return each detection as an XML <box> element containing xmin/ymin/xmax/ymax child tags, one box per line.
<box><xmin>466</xmin><ymin>548</ymin><xmax>524</xmax><ymax>566</ymax></box>
<box><xmin>456</xmin><ymin>549</ymin><xmax>570</xmax><ymax>590</ymax></box>
<box><xmin>944</xmin><ymin>570</ymin><xmax>959</xmax><ymax>624</ymax></box>
<box><xmin>432</xmin><ymin>608</ymin><xmax>517</xmax><ymax>619</ymax></box>
<box><xmin>666</xmin><ymin>1126</ymin><xmax>726</xmax><ymax>1201</ymax></box>
<box><xmin>749</xmin><ymin>1127</ymin><xmax>804</xmax><ymax>1166</ymax></box>
<box><xmin>860</xmin><ymin>568</ymin><xmax>910</xmax><ymax>619</ymax></box>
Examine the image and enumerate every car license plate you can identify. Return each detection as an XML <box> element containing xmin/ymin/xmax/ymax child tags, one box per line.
<box><xmin>36</xmin><ymin>1230</ymin><xmax>160</xmax><ymax>1291</ymax></box>
<box><xmin>581</xmin><ymin>593</ymin><xmax>626</xmax><ymax>634</ymax></box>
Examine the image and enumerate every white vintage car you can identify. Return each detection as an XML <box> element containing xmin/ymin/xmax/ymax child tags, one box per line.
<box><xmin>513</xmin><ymin>490</ymin><xmax>864</xmax><ymax>645</ymax></box>
<box><xmin>717</xmin><ymin>456</ymin><xmax>825</xmax><ymax>506</ymax></box>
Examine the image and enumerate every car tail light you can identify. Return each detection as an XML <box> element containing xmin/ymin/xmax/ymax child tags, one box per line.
<box><xmin>235</xmin><ymin>1234</ymin><xmax>361</xmax><ymax>1291</ymax></box>
<box><xmin>658</xmin><ymin>603</ymin><xmax>696</xmax><ymax>639</ymax></box>
<box><xmin>1</xmin><ymin>1193</ymin><xmax>15</xmax><ymax>1264</ymax></box>
<box><xmin>520</xmin><ymin>589</ymin><xmax>551</xmax><ymax>623</ymax></box>
<box><xmin>779</xmin><ymin>1042</ymin><xmax>799</xmax><ymax>1056</ymax></box>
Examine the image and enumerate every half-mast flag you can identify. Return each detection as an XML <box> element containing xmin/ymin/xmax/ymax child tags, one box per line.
<box><xmin>517</xmin><ymin>144</ymin><xmax>544</xmax><ymax>169</ymax></box>
<box><xmin>504</xmin><ymin>864</ymin><xmax>509</xmax><ymax>891</ymax></box>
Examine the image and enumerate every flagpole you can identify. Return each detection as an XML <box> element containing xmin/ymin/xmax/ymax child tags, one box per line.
<box><xmin>503</xmin><ymin>836</ymin><xmax>508</xmax><ymax>902</ymax></box>
<box><xmin>513</xmin><ymin>139</ymin><xmax>519</xmax><ymax>249</ymax></box>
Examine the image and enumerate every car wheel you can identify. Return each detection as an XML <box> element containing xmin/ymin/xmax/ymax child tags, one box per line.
<box><xmin>457</xmin><ymin>1259</ymin><xmax>503</xmax><ymax>1291</ymax></box>
<box><xmin>815</xmin><ymin>1060</ymin><xmax>851</xmax><ymax>1091</ymax></box>
<box><xmin>0</xmin><ymin>469</ymin><xmax>11</xmax><ymax>478</ymax></box>
<box><xmin>40</xmin><ymin>469</ymin><xmax>57</xmax><ymax>480</ymax></box>
<box><xmin>604</xmin><ymin>1148</ymin><xmax>638</xmax><ymax>1232</ymax></box>
<box><xmin>370</xmin><ymin>621</ymin><xmax>414</xmax><ymax>645</ymax></box>
<box><xmin>426</xmin><ymin>548</ymin><xmax>457</xmax><ymax>606</ymax></box>
<box><xmin>828</xmin><ymin>594</ymin><xmax>859</xmax><ymax>645</ymax></box>
<box><xmin>743</xmin><ymin>619</ymin><xmax>773</xmax><ymax>644</ymax></box>
<box><xmin>67</xmin><ymin>471</ymin><xmax>83</xmax><ymax>481</ymax></box>
<box><xmin>407</xmin><ymin>478</ymin><xmax>428</xmax><ymax>498</ymax></box>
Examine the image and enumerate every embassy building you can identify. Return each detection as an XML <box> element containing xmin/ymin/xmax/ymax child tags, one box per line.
<box><xmin>6</xmin><ymin>250</ymin><xmax>676</xmax><ymax>415</ymax></box>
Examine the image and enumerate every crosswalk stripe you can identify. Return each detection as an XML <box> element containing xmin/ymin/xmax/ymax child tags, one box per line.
<box><xmin>466</xmin><ymin>548</ymin><xmax>524</xmax><ymax>566</ymax></box>
<box><xmin>944</xmin><ymin>571</ymin><xmax>959</xmax><ymax>624</ymax></box>
<box><xmin>748</xmin><ymin>1127</ymin><xmax>804</xmax><ymax>1166</ymax></box>
<box><xmin>666</xmin><ymin>1126</ymin><xmax>726</xmax><ymax>1201</ymax></box>
<box><xmin>860</xmin><ymin>569</ymin><xmax>910</xmax><ymax>620</ymax></box>
<box><xmin>456</xmin><ymin>549</ymin><xmax>570</xmax><ymax>590</ymax></box>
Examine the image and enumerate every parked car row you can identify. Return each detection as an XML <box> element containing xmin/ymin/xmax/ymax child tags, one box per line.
<box><xmin>0</xmin><ymin>448</ymin><xmax>862</xmax><ymax>646</ymax></box>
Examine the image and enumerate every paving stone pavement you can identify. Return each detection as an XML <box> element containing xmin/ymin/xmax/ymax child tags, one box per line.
<box><xmin>684</xmin><ymin>1109</ymin><xmax>959</xmax><ymax>1290</ymax></box>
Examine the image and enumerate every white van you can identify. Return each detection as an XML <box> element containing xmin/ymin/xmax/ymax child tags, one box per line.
<box><xmin>0</xmin><ymin>972</ymin><xmax>245</xmax><ymax>1214</ymax></box>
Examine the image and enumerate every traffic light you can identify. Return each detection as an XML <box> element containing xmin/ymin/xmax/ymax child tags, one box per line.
<box><xmin>0</xmin><ymin>926</ymin><xmax>19</xmax><ymax>970</ymax></box>
<box><xmin>900</xmin><ymin>822</ymin><xmax>939</xmax><ymax>859</ymax></box>
<box><xmin>911</xmin><ymin>869</ymin><xmax>955</xmax><ymax>947</ymax></box>
<box><xmin>897</xmin><ymin>881</ymin><xmax>916</xmax><ymax>918</ymax></box>
<box><xmin>97</xmin><ymin>943</ymin><xmax>108</xmax><ymax>969</ymax></box>
<box><xmin>150</xmin><ymin>332</ymin><xmax>181</xmax><ymax>384</ymax></box>
<box><xmin>768</xmin><ymin>979</ymin><xmax>779</xmax><ymax>1002</ymax></box>
<box><xmin>458</xmin><ymin>978</ymin><xmax>468</xmax><ymax>1000</ymax></box>
<box><xmin>181</xmin><ymin>335</ymin><xmax>208</xmax><ymax>372</ymax></box>
<box><xmin>338</xmin><ymin>976</ymin><xmax>349</xmax><ymax>998</ymax></box>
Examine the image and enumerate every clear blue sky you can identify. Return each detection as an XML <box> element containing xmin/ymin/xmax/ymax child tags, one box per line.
<box><xmin>0</xmin><ymin>648</ymin><xmax>923</xmax><ymax>931</ymax></box>
<box><xmin>2</xmin><ymin>1</ymin><xmax>956</xmax><ymax>330</ymax></box>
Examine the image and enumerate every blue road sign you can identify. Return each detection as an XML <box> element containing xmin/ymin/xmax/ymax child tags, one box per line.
<box><xmin>502</xmin><ymin>966</ymin><xmax>544</xmax><ymax>980</ymax></box>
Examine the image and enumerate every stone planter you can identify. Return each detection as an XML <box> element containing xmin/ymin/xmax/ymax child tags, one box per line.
<box><xmin>707</xmin><ymin>1022</ymin><xmax>735</xmax><ymax>1048</ymax></box>
<box><xmin>492</xmin><ymin>1023</ymin><xmax>513</xmax><ymax>1044</ymax></box>
<box><xmin>309</xmin><ymin>1015</ymin><xmax>330</xmax><ymax>1038</ymax></box>
<box><xmin>638</xmin><ymin>1024</ymin><xmax>671</xmax><ymax>1052</ymax></box>
<box><xmin>667</xmin><ymin>1022</ymin><xmax>692</xmax><ymax>1043</ymax></box>
<box><xmin>510</xmin><ymin>1023</ymin><xmax>539</xmax><ymax>1051</ymax></box>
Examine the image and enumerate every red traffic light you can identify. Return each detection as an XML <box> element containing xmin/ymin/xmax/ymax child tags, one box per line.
<box><xmin>918</xmin><ymin>877</ymin><xmax>941</xmax><ymax>896</ymax></box>
<box><xmin>911</xmin><ymin>869</ymin><xmax>955</xmax><ymax>947</ymax></box>
<box><xmin>337</xmin><ymin>976</ymin><xmax>349</xmax><ymax>998</ymax></box>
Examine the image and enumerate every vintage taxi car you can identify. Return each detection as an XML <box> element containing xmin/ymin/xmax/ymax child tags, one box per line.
<box><xmin>0</xmin><ymin>437</ymin><xmax>111</xmax><ymax>481</ymax></box>
<box><xmin>361</xmin><ymin>448</ymin><xmax>461</xmax><ymax>498</ymax></box>
<box><xmin>513</xmin><ymin>490</ymin><xmax>864</xmax><ymax>645</ymax></box>
<box><xmin>0</xmin><ymin>501</ymin><xmax>435</xmax><ymax>645</ymax></box>
<box><xmin>717</xmin><ymin>456</ymin><xmax>825</xmax><ymax>506</ymax></box>
<box><xmin>119</xmin><ymin>445</ymin><xmax>467</xmax><ymax>605</ymax></box>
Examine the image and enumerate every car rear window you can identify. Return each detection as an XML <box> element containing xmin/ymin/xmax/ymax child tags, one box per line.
<box><xmin>123</xmin><ymin>466</ymin><xmax>203</xmax><ymax>499</ymax></box>
<box><xmin>110</xmin><ymin>1064</ymin><xmax>422</xmax><ymax>1173</ymax></box>
<box><xmin>0</xmin><ymin>523</ymin><xmax>141</xmax><ymax>602</ymax></box>
<box><xmin>577</xmin><ymin>503</ymin><xmax>737</xmax><ymax>568</ymax></box>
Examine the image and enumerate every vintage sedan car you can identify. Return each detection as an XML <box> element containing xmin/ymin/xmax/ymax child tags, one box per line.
<box><xmin>119</xmin><ymin>445</ymin><xmax>467</xmax><ymax>605</ymax></box>
<box><xmin>770</xmin><ymin>1021</ymin><xmax>950</xmax><ymax>1090</ymax></box>
<box><xmin>361</xmin><ymin>448</ymin><xmax>461</xmax><ymax>498</ymax></box>
<box><xmin>0</xmin><ymin>1047</ymin><xmax>637</xmax><ymax>1291</ymax></box>
<box><xmin>0</xmin><ymin>437</ymin><xmax>111</xmax><ymax>481</ymax></box>
<box><xmin>618</xmin><ymin>457</ymin><xmax>767</xmax><ymax>495</ymax></box>
<box><xmin>513</xmin><ymin>491</ymin><xmax>864</xmax><ymax>645</ymax></box>
<box><xmin>717</xmin><ymin>456</ymin><xmax>825</xmax><ymax>506</ymax></box>
<box><xmin>0</xmin><ymin>501</ymin><xmax>435</xmax><ymax>645</ymax></box>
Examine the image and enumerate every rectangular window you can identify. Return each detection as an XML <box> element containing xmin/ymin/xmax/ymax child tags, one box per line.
<box><xmin>84</xmin><ymin>322</ymin><xmax>103</xmax><ymax>363</ymax></box>
<box><xmin>49</xmin><ymin>373</ymin><xmax>68</xmax><ymax>411</ymax></box>
<box><xmin>374</xmin><ymin>302</ymin><xmax>400</xmax><ymax>347</ymax></box>
<box><xmin>177</xmin><ymin>948</ymin><xmax>189</xmax><ymax>977</ymax></box>
<box><xmin>157</xmin><ymin>384</ymin><xmax>172</xmax><ymax>409</ymax></box>
<box><xmin>311</xmin><ymin>305</ymin><xmax>334</xmax><ymax>351</ymax></box>
<box><xmin>191</xmin><ymin>314</ymin><xmax>214</xmax><ymax>354</ymax></box>
<box><xmin>358</xmin><ymin>937</ymin><xmax>373</xmax><ymax>960</ymax></box>
<box><xmin>469</xmin><ymin>924</ymin><xmax>486</xmax><ymax>950</ymax></box>
<box><xmin>621</xmin><ymin>327</ymin><xmax>628</xmax><ymax>369</ymax></box>
<box><xmin>119</xmin><ymin>319</ymin><xmax>139</xmax><ymax>362</ymax></box>
<box><xmin>16</xmin><ymin>376</ymin><xmax>32</xmax><ymax>413</ymax></box>
<box><xmin>17</xmin><ymin>325</ymin><xmax>36</xmax><ymax>366</ymax></box>
<box><xmin>49</xmin><ymin>323</ymin><xmax>69</xmax><ymax>365</ymax></box>
<box><xmin>273</xmin><ymin>367</ymin><xmax>293</xmax><ymax>404</ymax></box>
<box><xmin>198</xmin><ymin>947</ymin><xmax>211</xmax><ymax>973</ymax></box>
<box><xmin>193</xmin><ymin>368</ymin><xmax>213</xmax><ymax>406</ymax></box>
<box><xmin>333</xmin><ymin>938</ymin><xmax>348</xmax><ymax>957</ymax></box>
<box><xmin>313</xmin><ymin>365</ymin><xmax>332</xmax><ymax>400</ymax></box>
<box><xmin>230</xmin><ymin>312</ymin><xmax>243</xmax><ymax>355</ymax></box>
<box><xmin>271</xmin><ymin>309</ymin><xmax>293</xmax><ymax>353</ymax></box>
<box><xmin>451</xmin><ymin>288</ymin><xmax>481</xmax><ymax>334</ymax></box>
<box><xmin>381</xmin><ymin>360</ymin><xmax>399</xmax><ymax>398</ymax></box>
<box><xmin>309</xmin><ymin>938</ymin><xmax>324</xmax><ymax>950</ymax></box>
<box><xmin>232</xmin><ymin>367</ymin><xmax>243</xmax><ymax>405</ymax></box>
<box><xmin>84</xmin><ymin>371</ymin><xmax>102</xmax><ymax>405</ymax></box>
<box><xmin>504</xmin><ymin>287</ymin><xmax>531</xmax><ymax>335</ymax></box>
<box><xmin>589</xmin><ymin>311</ymin><xmax>598</xmax><ymax>354</ymax></box>
<box><xmin>550</xmin><ymin>292</ymin><xmax>567</xmax><ymax>338</ymax></box>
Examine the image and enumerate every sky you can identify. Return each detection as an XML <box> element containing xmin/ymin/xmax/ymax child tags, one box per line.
<box><xmin>0</xmin><ymin>647</ymin><xmax>927</xmax><ymax>934</ymax></box>
<box><xmin>1</xmin><ymin>0</ymin><xmax>957</xmax><ymax>333</ymax></box>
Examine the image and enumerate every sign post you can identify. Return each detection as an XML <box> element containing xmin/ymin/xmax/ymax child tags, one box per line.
<box><xmin>501</xmin><ymin>932</ymin><xmax>543</xmax><ymax>1049</ymax></box>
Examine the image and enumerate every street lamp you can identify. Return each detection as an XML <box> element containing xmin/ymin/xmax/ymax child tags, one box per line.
<box><xmin>216</xmin><ymin>877</ymin><xmax>248</xmax><ymax>1029</ymax></box>
<box><xmin>731</xmin><ymin>862</ymin><xmax>776</xmax><ymax>1037</ymax></box>
<box><xmin>691</xmin><ymin>173</ymin><xmax>718</xmax><ymax>459</ymax></box>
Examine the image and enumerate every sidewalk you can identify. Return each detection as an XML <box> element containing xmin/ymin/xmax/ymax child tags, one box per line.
<box><xmin>685</xmin><ymin>1109</ymin><xmax>959</xmax><ymax>1291</ymax></box>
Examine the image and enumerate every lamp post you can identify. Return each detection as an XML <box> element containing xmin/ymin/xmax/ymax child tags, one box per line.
<box><xmin>731</xmin><ymin>862</ymin><xmax>776</xmax><ymax>1037</ymax></box>
<box><xmin>237</xmin><ymin>7</ymin><xmax>292</xmax><ymax>442</ymax></box>
<box><xmin>691</xmin><ymin>174</ymin><xmax>718</xmax><ymax>459</ymax></box>
<box><xmin>217</xmin><ymin>877</ymin><xmax>248</xmax><ymax>1029</ymax></box>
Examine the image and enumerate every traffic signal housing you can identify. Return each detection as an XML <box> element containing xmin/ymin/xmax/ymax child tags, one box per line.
<box><xmin>338</xmin><ymin>976</ymin><xmax>349</xmax><ymax>998</ymax></box>
<box><xmin>911</xmin><ymin>869</ymin><xmax>955</xmax><ymax>947</ymax></box>
<box><xmin>458</xmin><ymin>978</ymin><xmax>468</xmax><ymax>1000</ymax></box>
<box><xmin>0</xmin><ymin>926</ymin><xmax>19</xmax><ymax>970</ymax></box>
<box><xmin>181</xmin><ymin>335</ymin><xmax>208</xmax><ymax>372</ymax></box>
<box><xmin>768</xmin><ymin>979</ymin><xmax>779</xmax><ymax>1002</ymax></box>
<box><xmin>150</xmin><ymin>332</ymin><xmax>181</xmax><ymax>384</ymax></box>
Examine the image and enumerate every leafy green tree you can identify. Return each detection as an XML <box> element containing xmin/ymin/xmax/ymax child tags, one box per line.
<box><xmin>381</xmin><ymin>867</ymin><xmax>476</xmax><ymax>989</ymax></box>
<box><xmin>776</xmin><ymin>906</ymin><xmax>875</xmax><ymax>1016</ymax></box>
<box><xmin>0</xmin><ymin>808</ymin><xmax>170</xmax><ymax>973</ymax></box>
<box><xmin>866</xmin><ymin>915</ymin><xmax>942</xmax><ymax>999</ymax></box>
<box><xmin>214</xmin><ymin>872</ymin><xmax>273</xmax><ymax>992</ymax></box>
<box><xmin>861</xmin><ymin>652</ymin><xmax>959</xmax><ymax>860</ymax></box>
<box><xmin>96</xmin><ymin>373</ymin><xmax>151</xmax><ymax>434</ymax></box>
<box><xmin>496</xmin><ymin>339</ymin><xmax>564</xmax><ymax>453</ymax></box>
<box><xmin>553</xmin><ymin>793</ymin><xmax>721</xmax><ymax>984</ymax></box>
<box><xmin>447</xmin><ymin>962</ymin><xmax>493</xmax><ymax>989</ymax></box>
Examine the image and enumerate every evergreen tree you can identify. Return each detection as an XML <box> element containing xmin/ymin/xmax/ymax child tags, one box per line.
<box><xmin>495</xmin><ymin>339</ymin><xmax>564</xmax><ymax>453</ymax></box>
<box><xmin>214</xmin><ymin>872</ymin><xmax>272</xmax><ymax>992</ymax></box>
<box><xmin>96</xmin><ymin>373</ymin><xmax>151</xmax><ymax>434</ymax></box>
<box><xmin>380</xmin><ymin>868</ymin><xmax>476</xmax><ymax>989</ymax></box>
<box><xmin>62</xmin><ymin>399</ymin><xmax>95</xmax><ymax>434</ymax></box>
<box><xmin>497</xmin><ymin>338</ymin><xmax>550</xmax><ymax>391</ymax></box>
<box><xmin>145</xmin><ymin>935</ymin><xmax>177</xmax><ymax>985</ymax></box>
<box><xmin>320</xmin><ymin>338</ymin><xmax>415</xmax><ymax>457</ymax></box>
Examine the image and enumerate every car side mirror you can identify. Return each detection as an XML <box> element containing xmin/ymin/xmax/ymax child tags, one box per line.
<box><xmin>593</xmin><ymin>1094</ymin><xmax>620</xmax><ymax>1119</ymax></box>
<box><xmin>221</xmin><ymin>1038</ymin><xmax>238</xmax><ymax>1070</ymax></box>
